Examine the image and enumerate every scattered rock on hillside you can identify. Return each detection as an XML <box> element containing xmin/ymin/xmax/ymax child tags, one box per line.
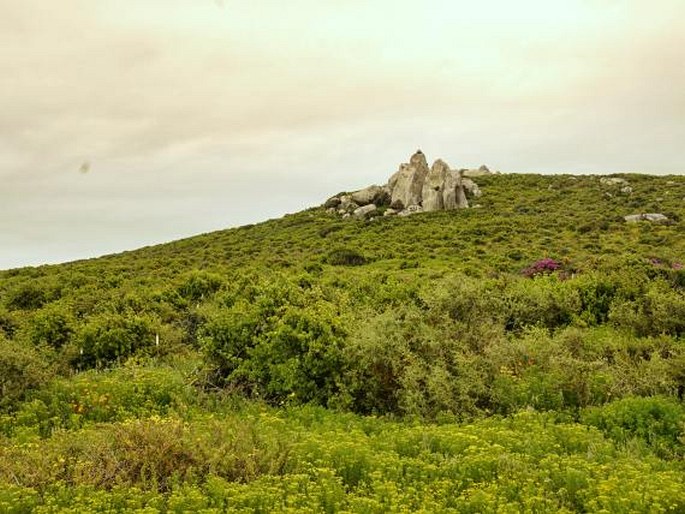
<box><xmin>624</xmin><ymin>213</ymin><xmax>669</xmax><ymax>223</ymax></box>
<box><xmin>620</xmin><ymin>186</ymin><xmax>633</xmax><ymax>194</ymax></box>
<box><xmin>600</xmin><ymin>177</ymin><xmax>629</xmax><ymax>186</ymax></box>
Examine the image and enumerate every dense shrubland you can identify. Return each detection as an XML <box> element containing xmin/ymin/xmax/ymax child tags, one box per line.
<box><xmin>1</xmin><ymin>173</ymin><xmax>684</xmax><ymax>511</ymax></box>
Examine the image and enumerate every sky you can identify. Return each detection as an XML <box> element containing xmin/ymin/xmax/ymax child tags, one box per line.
<box><xmin>1</xmin><ymin>0</ymin><xmax>684</xmax><ymax>269</ymax></box>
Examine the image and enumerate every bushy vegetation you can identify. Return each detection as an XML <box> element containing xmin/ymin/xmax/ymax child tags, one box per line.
<box><xmin>1</xmin><ymin>173</ymin><xmax>684</xmax><ymax>511</ymax></box>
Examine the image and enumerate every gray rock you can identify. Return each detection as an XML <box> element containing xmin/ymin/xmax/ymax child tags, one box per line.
<box><xmin>383</xmin><ymin>208</ymin><xmax>398</xmax><ymax>216</ymax></box>
<box><xmin>624</xmin><ymin>213</ymin><xmax>669</xmax><ymax>223</ymax></box>
<box><xmin>352</xmin><ymin>204</ymin><xmax>377</xmax><ymax>219</ymax></box>
<box><xmin>462</xmin><ymin>165</ymin><xmax>493</xmax><ymax>177</ymax></box>
<box><xmin>620</xmin><ymin>186</ymin><xmax>633</xmax><ymax>194</ymax></box>
<box><xmin>462</xmin><ymin>178</ymin><xmax>482</xmax><ymax>198</ymax></box>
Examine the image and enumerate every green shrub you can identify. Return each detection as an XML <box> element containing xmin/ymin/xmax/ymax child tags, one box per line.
<box><xmin>201</xmin><ymin>278</ymin><xmax>347</xmax><ymax>406</ymax></box>
<box><xmin>72</xmin><ymin>313</ymin><xmax>157</xmax><ymax>368</ymax></box>
<box><xmin>0</xmin><ymin>337</ymin><xmax>52</xmax><ymax>411</ymax></box>
<box><xmin>503</xmin><ymin>275</ymin><xmax>581</xmax><ymax>331</ymax></box>
<box><xmin>27</xmin><ymin>302</ymin><xmax>75</xmax><ymax>349</ymax></box>
<box><xmin>177</xmin><ymin>271</ymin><xmax>224</xmax><ymax>302</ymax></box>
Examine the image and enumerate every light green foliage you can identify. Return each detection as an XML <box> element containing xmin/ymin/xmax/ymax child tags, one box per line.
<box><xmin>1</xmin><ymin>408</ymin><xmax>684</xmax><ymax>512</ymax></box>
<box><xmin>5</xmin><ymin>364</ymin><xmax>196</xmax><ymax>437</ymax></box>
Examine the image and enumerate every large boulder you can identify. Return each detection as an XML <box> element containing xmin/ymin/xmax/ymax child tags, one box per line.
<box><xmin>388</xmin><ymin>150</ymin><xmax>430</xmax><ymax>210</ymax></box>
<box><xmin>422</xmin><ymin>159</ymin><xmax>450</xmax><ymax>211</ymax></box>
<box><xmin>352</xmin><ymin>204</ymin><xmax>377</xmax><ymax>219</ymax></box>
<box><xmin>323</xmin><ymin>196</ymin><xmax>341</xmax><ymax>209</ymax></box>
<box><xmin>350</xmin><ymin>185</ymin><xmax>390</xmax><ymax>206</ymax></box>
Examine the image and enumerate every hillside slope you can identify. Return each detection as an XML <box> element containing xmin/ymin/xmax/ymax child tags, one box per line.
<box><xmin>1</xmin><ymin>173</ymin><xmax>685</xmax><ymax>512</ymax></box>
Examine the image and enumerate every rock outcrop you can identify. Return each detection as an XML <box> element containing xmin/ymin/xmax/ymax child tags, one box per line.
<box><xmin>324</xmin><ymin>150</ymin><xmax>487</xmax><ymax>218</ymax></box>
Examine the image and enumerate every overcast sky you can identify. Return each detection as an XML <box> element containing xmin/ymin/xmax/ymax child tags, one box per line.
<box><xmin>1</xmin><ymin>0</ymin><xmax>684</xmax><ymax>269</ymax></box>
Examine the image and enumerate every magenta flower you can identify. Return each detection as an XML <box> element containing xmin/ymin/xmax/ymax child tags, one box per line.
<box><xmin>522</xmin><ymin>258</ymin><xmax>562</xmax><ymax>278</ymax></box>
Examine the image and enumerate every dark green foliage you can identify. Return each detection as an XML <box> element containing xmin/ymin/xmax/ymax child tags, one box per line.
<box><xmin>325</xmin><ymin>248</ymin><xmax>367</xmax><ymax>266</ymax></box>
<box><xmin>0</xmin><ymin>337</ymin><xmax>52</xmax><ymax>409</ymax></box>
<box><xmin>4</xmin><ymin>282</ymin><xmax>50</xmax><ymax>310</ymax></box>
<box><xmin>201</xmin><ymin>278</ymin><xmax>346</xmax><ymax>405</ymax></box>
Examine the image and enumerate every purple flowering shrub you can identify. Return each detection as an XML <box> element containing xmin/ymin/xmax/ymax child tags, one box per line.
<box><xmin>522</xmin><ymin>258</ymin><xmax>562</xmax><ymax>278</ymax></box>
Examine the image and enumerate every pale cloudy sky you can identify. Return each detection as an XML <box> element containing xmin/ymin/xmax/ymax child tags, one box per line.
<box><xmin>1</xmin><ymin>0</ymin><xmax>684</xmax><ymax>269</ymax></box>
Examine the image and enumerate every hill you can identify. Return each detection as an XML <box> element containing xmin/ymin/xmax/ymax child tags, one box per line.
<box><xmin>1</xmin><ymin>172</ymin><xmax>685</xmax><ymax>512</ymax></box>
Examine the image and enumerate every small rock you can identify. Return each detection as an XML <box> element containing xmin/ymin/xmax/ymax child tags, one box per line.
<box><xmin>620</xmin><ymin>186</ymin><xmax>633</xmax><ymax>194</ymax></box>
<box><xmin>398</xmin><ymin>204</ymin><xmax>423</xmax><ymax>217</ymax></box>
<box><xmin>339</xmin><ymin>195</ymin><xmax>359</xmax><ymax>213</ymax></box>
<box><xmin>383</xmin><ymin>208</ymin><xmax>398</xmax><ymax>216</ymax></box>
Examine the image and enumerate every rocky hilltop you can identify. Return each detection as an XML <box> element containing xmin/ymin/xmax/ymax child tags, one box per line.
<box><xmin>324</xmin><ymin>150</ymin><xmax>492</xmax><ymax>219</ymax></box>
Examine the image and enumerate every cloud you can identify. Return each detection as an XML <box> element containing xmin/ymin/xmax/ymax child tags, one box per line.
<box><xmin>1</xmin><ymin>0</ymin><xmax>684</xmax><ymax>268</ymax></box>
